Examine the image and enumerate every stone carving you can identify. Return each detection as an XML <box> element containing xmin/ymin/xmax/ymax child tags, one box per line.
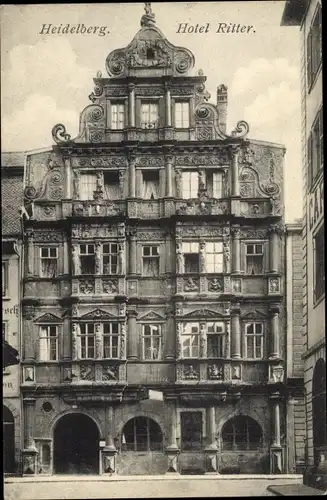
<box><xmin>232</xmin><ymin>365</ymin><xmax>241</xmax><ymax>380</ymax></box>
<box><xmin>118</xmin><ymin>242</ymin><xmax>125</xmax><ymax>274</ymax></box>
<box><xmin>200</xmin><ymin>323</ymin><xmax>207</xmax><ymax>357</ymax></box>
<box><xmin>175</xmin><ymin>169</ymin><xmax>182</xmax><ymax>198</ymax></box>
<box><xmin>184</xmin><ymin>308</ymin><xmax>219</xmax><ymax>319</ymax></box>
<box><xmin>102</xmin><ymin>364</ymin><xmax>119</xmax><ymax>381</ymax></box>
<box><xmin>175</xmin><ymin>303</ymin><xmax>183</xmax><ymax>316</ymax></box>
<box><xmin>184</xmin><ymin>278</ymin><xmax>198</xmax><ymax>292</ymax></box>
<box><xmin>63</xmin><ymin>366</ymin><xmax>72</xmax><ymax>382</ymax></box>
<box><xmin>80</xmin><ymin>309</ymin><xmax>115</xmax><ymax>321</ymax></box>
<box><xmin>73</xmin><ymin>170</ymin><xmax>80</xmax><ymax>200</ymax></box>
<box><xmin>52</xmin><ymin>124</ymin><xmax>71</xmax><ymax>144</ymax></box>
<box><xmin>269</xmin><ymin>278</ymin><xmax>280</xmax><ymax>293</ymax></box>
<box><xmin>33</xmin><ymin>230</ymin><xmax>62</xmax><ymax>242</ymax></box>
<box><xmin>24</xmin><ymin>367</ymin><xmax>35</xmax><ymax>382</ymax></box>
<box><xmin>103</xmin><ymin>280</ymin><xmax>118</xmax><ymax>294</ymax></box>
<box><xmin>232</xmin><ymin>278</ymin><xmax>242</xmax><ymax>293</ymax></box>
<box><xmin>42</xmin><ymin>206</ymin><xmax>56</xmax><ymax>217</ymax></box>
<box><xmin>120</xmin><ymin>323</ymin><xmax>126</xmax><ymax>358</ymax></box>
<box><xmin>208</xmin><ymin>364</ymin><xmax>223</xmax><ymax>380</ymax></box>
<box><xmin>119</xmin><ymin>303</ymin><xmax>126</xmax><ymax>317</ymax></box>
<box><xmin>223</xmin><ymin>275</ymin><xmax>231</xmax><ymax>293</ymax></box>
<box><xmin>240</xmin><ymin>183</ymin><xmax>253</xmax><ymax>198</ymax></box>
<box><xmin>223</xmin><ymin>240</ymin><xmax>230</xmax><ymax>270</ymax></box>
<box><xmin>95</xmin><ymin>242</ymin><xmax>102</xmax><ymax>274</ymax></box>
<box><xmin>35</xmin><ymin>312</ymin><xmax>61</xmax><ymax>323</ymax></box>
<box><xmin>23</xmin><ymin>455</ymin><xmax>36</xmax><ymax>475</ymax></box>
<box><xmin>230</xmin><ymin>120</ymin><xmax>249</xmax><ymax>138</ymax></box>
<box><xmin>80</xmin><ymin>364</ymin><xmax>94</xmax><ymax>381</ymax></box>
<box><xmin>176</xmin><ymin>323</ymin><xmax>183</xmax><ymax>358</ymax></box>
<box><xmin>239</xmin><ymin>228</ymin><xmax>268</xmax><ymax>239</ymax></box>
<box><xmin>79</xmin><ymin>280</ymin><xmax>94</xmax><ymax>295</ymax></box>
<box><xmin>72</xmin><ymin>245</ymin><xmax>80</xmax><ymax>275</ymax></box>
<box><xmin>269</xmin><ymin>364</ymin><xmax>284</xmax><ymax>383</ymax></box>
<box><xmin>23</xmin><ymin>305</ymin><xmax>36</xmax><ymax>321</ymax></box>
<box><xmin>135</xmin><ymin>156</ymin><xmax>164</xmax><ymax>167</ymax></box>
<box><xmin>175</xmin><ymin>154</ymin><xmax>228</xmax><ymax>166</ymax></box>
<box><xmin>183</xmin><ymin>365</ymin><xmax>199</xmax><ymax>379</ymax></box>
<box><xmin>208</xmin><ymin>278</ymin><xmax>223</xmax><ymax>292</ymax></box>
<box><xmin>176</xmin><ymin>242</ymin><xmax>184</xmax><ymax>274</ymax></box>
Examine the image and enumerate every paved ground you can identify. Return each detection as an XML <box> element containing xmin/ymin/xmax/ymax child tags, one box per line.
<box><xmin>4</xmin><ymin>475</ymin><xmax>303</xmax><ymax>499</ymax></box>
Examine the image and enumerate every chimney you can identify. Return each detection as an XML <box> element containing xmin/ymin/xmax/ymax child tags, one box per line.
<box><xmin>216</xmin><ymin>84</ymin><xmax>228</xmax><ymax>134</ymax></box>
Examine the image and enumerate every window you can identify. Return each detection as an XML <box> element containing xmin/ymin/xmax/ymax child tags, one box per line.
<box><xmin>183</xmin><ymin>242</ymin><xmax>200</xmax><ymax>273</ymax></box>
<box><xmin>207</xmin><ymin>322</ymin><xmax>225</xmax><ymax>357</ymax></box>
<box><xmin>206</xmin><ymin>171</ymin><xmax>223</xmax><ymax>198</ymax></box>
<box><xmin>2</xmin><ymin>321</ymin><xmax>8</xmax><ymax>341</ymax></box>
<box><xmin>142</xmin><ymin>170</ymin><xmax>160</xmax><ymax>200</ymax></box>
<box><xmin>121</xmin><ymin>417</ymin><xmax>163</xmax><ymax>452</ymax></box>
<box><xmin>39</xmin><ymin>325</ymin><xmax>58</xmax><ymax>361</ymax></box>
<box><xmin>181</xmin><ymin>411</ymin><xmax>203</xmax><ymax>451</ymax></box>
<box><xmin>40</xmin><ymin>247</ymin><xmax>58</xmax><ymax>278</ymax></box>
<box><xmin>141</xmin><ymin>102</ymin><xmax>159</xmax><ymax>129</ymax></box>
<box><xmin>245</xmin><ymin>323</ymin><xmax>263</xmax><ymax>359</ymax></box>
<box><xmin>2</xmin><ymin>262</ymin><xmax>8</xmax><ymax>296</ymax></box>
<box><xmin>103</xmin><ymin>323</ymin><xmax>120</xmax><ymax>359</ymax></box>
<box><xmin>104</xmin><ymin>171</ymin><xmax>120</xmax><ymax>200</ymax></box>
<box><xmin>175</xmin><ymin>101</ymin><xmax>190</xmax><ymax>128</ymax></box>
<box><xmin>111</xmin><ymin>103</ymin><xmax>125</xmax><ymax>130</ymax></box>
<box><xmin>222</xmin><ymin>416</ymin><xmax>263</xmax><ymax>451</ymax></box>
<box><xmin>80</xmin><ymin>173</ymin><xmax>97</xmax><ymax>200</ymax></box>
<box><xmin>103</xmin><ymin>243</ymin><xmax>118</xmax><ymax>275</ymax></box>
<box><xmin>245</xmin><ymin>243</ymin><xmax>264</xmax><ymax>275</ymax></box>
<box><xmin>182</xmin><ymin>322</ymin><xmax>200</xmax><ymax>358</ymax></box>
<box><xmin>182</xmin><ymin>171</ymin><xmax>198</xmax><ymax>199</ymax></box>
<box><xmin>314</xmin><ymin>224</ymin><xmax>325</xmax><ymax>302</ymax></box>
<box><xmin>142</xmin><ymin>246</ymin><xmax>160</xmax><ymax>277</ymax></box>
<box><xmin>307</xmin><ymin>4</ymin><xmax>322</xmax><ymax>90</ymax></box>
<box><xmin>308</xmin><ymin>107</ymin><xmax>323</xmax><ymax>188</ymax></box>
<box><xmin>205</xmin><ymin>242</ymin><xmax>223</xmax><ymax>273</ymax></box>
<box><xmin>79</xmin><ymin>244</ymin><xmax>95</xmax><ymax>274</ymax></box>
<box><xmin>79</xmin><ymin>323</ymin><xmax>95</xmax><ymax>359</ymax></box>
<box><xmin>142</xmin><ymin>324</ymin><xmax>161</xmax><ymax>360</ymax></box>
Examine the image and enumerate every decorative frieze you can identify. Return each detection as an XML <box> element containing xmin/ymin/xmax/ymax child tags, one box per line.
<box><xmin>103</xmin><ymin>280</ymin><xmax>118</xmax><ymax>294</ymax></box>
<box><xmin>79</xmin><ymin>280</ymin><xmax>94</xmax><ymax>295</ymax></box>
<box><xmin>71</xmin><ymin>224</ymin><xmax>122</xmax><ymax>239</ymax></box>
<box><xmin>208</xmin><ymin>277</ymin><xmax>223</xmax><ymax>292</ymax></box>
<box><xmin>77</xmin><ymin>156</ymin><xmax>127</xmax><ymax>167</ymax></box>
<box><xmin>135</xmin><ymin>156</ymin><xmax>164</xmax><ymax>167</ymax></box>
<box><xmin>175</xmin><ymin>153</ymin><xmax>229</xmax><ymax>166</ymax></box>
<box><xmin>183</xmin><ymin>277</ymin><xmax>199</xmax><ymax>292</ymax></box>
<box><xmin>102</xmin><ymin>364</ymin><xmax>119</xmax><ymax>381</ymax></box>
<box><xmin>80</xmin><ymin>364</ymin><xmax>95</xmax><ymax>381</ymax></box>
<box><xmin>208</xmin><ymin>364</ymin><xmax>224</xmax><ymax>380</ymax></box>
<box><xmin>175</xmin><ymin>224</ymin><xmax>230</xmax><ymax>238</ymax></box>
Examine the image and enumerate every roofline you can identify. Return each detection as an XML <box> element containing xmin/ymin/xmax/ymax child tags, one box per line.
<box><xmin>1</xmin><ymin>165</ymin><xmax>24</xmax><ymax>175</ymax></box>
<box><xmin>247</xmin><ymin>138</ymin><xmax>286</xmax><ymax>150</ymax></box>
<box><xmin>281</xmin><ymin>0</ymin><xmax>310</xmax><ymax>26</ymax></box>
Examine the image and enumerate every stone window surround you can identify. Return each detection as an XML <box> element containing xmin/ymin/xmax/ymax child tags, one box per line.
<box><xmin>242</xmin><ymin>321</ymin><xmax>266</xmax><ymax>360</ymax></box>
<box><xmin>176</xmin><ymin>407</ymin><xmax>207</xmax><ymax>445</ymax></box>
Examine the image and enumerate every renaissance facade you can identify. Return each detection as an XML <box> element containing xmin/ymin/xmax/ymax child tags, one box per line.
<box><xmin>20</xmin><ymin>5</ymin><xmax>299</xmax><ymax>476</ymax></box>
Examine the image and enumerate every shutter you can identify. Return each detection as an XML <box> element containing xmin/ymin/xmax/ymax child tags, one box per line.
<box><xmin>158</xmin><ymin>97</ymin><xmax>165</xmax><ymax>128</ymax></box>
<box><xmin>240</xmin><ymin>241</ymin><xmax>246</xmax><ymax>272</ymax></box>
<box><xmin>135</xmin><ymin>98</ymin><xmax>141</xmax><ymax>128</ymax></box>
<box><xmin>307</xmin><ymin>134</ymin><xmax>313</xmax><ymax>189</ymax></box>
<box><xmin>307</xmin><ymin>30</ymin><xmax>312</xmax><ymax>89</ymax></box>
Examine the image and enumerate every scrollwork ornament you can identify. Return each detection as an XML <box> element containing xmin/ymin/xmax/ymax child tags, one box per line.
<box><xmin>52</xmin><ymin>124</ymin><xmax>71</xmax><ymax>144</ymax></box>
<box><xmin>24</xmin><ymin>186</ymin><xmax>38</xmax><ymax>200</ymax></box>
<box><xmin>230</xmin><ymin>120</ymin><xmax>250</xmax><ymax>138</ymax></box>
<box><xmin>50</xmin><ymin>170</ymin><xmax>63</xmax><ymax>184</ymax></box>
<box><xmin>49</xmin><ymin>188</ymin><xmax>63</xmax><ymax>200</ymax></box>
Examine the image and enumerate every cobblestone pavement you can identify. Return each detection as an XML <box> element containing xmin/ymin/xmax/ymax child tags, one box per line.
<box><xmin>4</xmin><ymin>475</ymin><xmax>303</xmax><ymax>500</ymax></box>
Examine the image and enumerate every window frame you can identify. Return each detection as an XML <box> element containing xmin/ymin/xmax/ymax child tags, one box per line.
<box><xmin>245</xmin><ymin>242</ymin><xmax>264</xmax><ymax>275</ymax></box>
<box><xmin>2</xmin><ymin>261</ymin><xmax>8</xmax><ymax>297</ymax></box>
<box><xmin>79</xmin><ymin>244</ymin><xmax>96</xmax><ymax>275</ymax></box>
<box><xmin>182</xmin><ymin>171</ymin><xmax>199</xmax><ymax>199</ymax></box>
<box><xmin>313</xmin><ymin>222</ymin><xmax>325</xmax><ymax>305</ymax></box>
<box><xmin>39</xmin><ymin>324</ymin><xmax>59</xmax><ymax>362</ymax></box>
<box><xmin>182</xmin><ymin>241</ymin><xmax>200</xmax><ymax>274</ymax></box>
<box><xmin>206</xmin><ymin>170</ymin><xmax>224</xmax><ymax>199</ymax></box>
<box><xmin>174</xmin><ymin>100</ymin><xmax>190</xmax><ymax>129</ymax></box>
<box><xmin>181</xmin><ymin>322</ymin><xmax>200</xmax><ymax>359</ymax></box>
<box><xmin>141</xmin><ymin>324</ymin><xmax>162</xmax><ymax>360</ymax></box>
<box><xmin>141</xmin><ymin>101</ymin><xmax>159</xmax><ymax>129</ymax></box>
<box><xmin>205</xmin><ymin>241</ymin><xmax>224</xmax><ymax>274</ymax></box>
<box><xmin>180</xmin><ymin>410</ymin><xmax>204</xmax><ymax>452</ymax></box>
<box><xmin>110</xmin><ymin>102</ymin><xmax>125</xmax><ymax>130</ymax></box>
<box><xmin>78</xmin><ymin>323</ymin><xmax>96</xmax><ymax>360</ymax></box>
<box><xmin>79</xmin><ymin>172</ymin><xmax>97</xmax><ymax>200</ymax></box>
<box><xmin>103</xmin><ymin>322</ymin><xmax>120</xmax><ymax>359</ymax></box>
<box><xmin>308</xmin><ymin>106</ymin><xmax>323</xmax><ymax>190</ymax></box>
<box><xmin>142</xmin><ymin>245</ymin><xmax>160</xmax><ymax>277</ymax></box>
<box><xmin>121</xmin><ymin>417</ymin><xmax>163</xmax><ymax>452</ymax></box>
<box><xmin>39</xmin><ymin>246</ymin><xmax>59</xmax><ymax>278</ymax></box>
<box><xmin>244</xmin><ymin>322</ymin><xmax>264</xmax><ymax>360</ymax></box>
<box><xmin>102</xmin><ymin>243</ymin><xmax>118</xmax><ymax>275</ymax></box>
<box><xmin>221</xmin><ymin>416</ymin><xmax>263</xmax><ymax>452</ymax></box>
<box><xmin>142</xmin><ymin>170</ymin><xmax>160</xmax><ymax>200</ymax></box>
<box><xmin>207</xmin><ymin>321</ymin><xmax>226</xmax><ymax>358</ymax></box>
<box><xmin>307</xmin><ymin>3</ymin><xmax>322</xmax><ymax>92</ymax></box>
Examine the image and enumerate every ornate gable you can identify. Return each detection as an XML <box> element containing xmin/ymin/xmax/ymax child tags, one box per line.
<box><xmin>184</xmin><ymin>309</ymin><xmax>224</xmax><ymax>319</ymax></box>
<box><xmin>138</xmin><ymin>311</ymin><xmax>165</xmax><ymax>321</ymax></box>
<box><xmin>34</xmin><ymin>313</ymin><xmax>62</xmax><ymax>323</ymax></box>
<box><xmin>80</xmin><ymin>309</ymin><xmax>116</xmax><ymax>321</ymax></box>
<box><xmin>241</xmin><ymin>309</ymin><xmax>267</xmax><ymax>320</ymax></box>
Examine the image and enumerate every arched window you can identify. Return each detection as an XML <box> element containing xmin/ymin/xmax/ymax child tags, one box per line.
<box><xmin>121</xmin><ymin>417</ymin><xmax>163</xmax><ymax>452</ymax></box>
<box><xmin>222</xmin><ymin>416</ymin><xmax>263</xmax><ymax>451</ymax></box>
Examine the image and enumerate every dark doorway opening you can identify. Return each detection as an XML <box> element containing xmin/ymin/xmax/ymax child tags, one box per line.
<box><xmin>3</xmin><ymin>405</ymin><xmax>15</xmax><ymax>473</ymax></box>
<box><xmin>312</xmin><ymin>358</ymin><xmax>327</xmax><ymax>462</ymax></box>
<box><xmin>53</xmin><ymin>413</ymin><xmax>99</xmax><ymax>474</ymax></box>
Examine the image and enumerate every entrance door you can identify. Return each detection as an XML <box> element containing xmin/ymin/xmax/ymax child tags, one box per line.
<box><xmin>3</xmin><ymin>406</ymin><xmax>15</xmax><ymax>473</ymax></box>
<box><xmin>53</xmin><ymin>413</ymin><xmax>99</xmax><ymax>474</ymax></box>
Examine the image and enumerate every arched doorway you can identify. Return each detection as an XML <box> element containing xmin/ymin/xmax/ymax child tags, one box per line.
<box><xmin>3</xmin><ymin>405</ymin><xmax>15</xmax><ymax>473</ymax></box>
<box><xmin>312</xmin><ymin>358</ymin><xmax>326</xmax><ymax>462</ymax></box>
<box><xmin>53</xmin><ymin>413</ymin><xmax>100</xmax><ymax>474</ymax></box>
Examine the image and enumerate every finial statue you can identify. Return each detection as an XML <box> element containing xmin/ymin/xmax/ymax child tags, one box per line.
<box><xmin>141</xmin><ymin>2</ymin><xmax>156</xmax><ymax>27</ymax></box>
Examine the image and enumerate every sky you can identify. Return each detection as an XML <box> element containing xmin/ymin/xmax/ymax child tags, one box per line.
<box><xmin>1</xmin><ymin>1</ymin><xmax>302</xmax><ymax>222</ymax></box>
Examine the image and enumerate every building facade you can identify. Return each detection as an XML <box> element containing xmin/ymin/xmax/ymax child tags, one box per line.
<box><xmin>2</xmin><ymin>153</ymin><xmax>25</xmax><ymax>474</ymax></box>
<box><xmin>281</xmin><ymin>0</ymin><xmax>325</xmax><ymax>475</ymax></box>
<box><xmin>21</xmin><ymin>5</ymin><xmax>294</xmax><ymax>476</ymax></box>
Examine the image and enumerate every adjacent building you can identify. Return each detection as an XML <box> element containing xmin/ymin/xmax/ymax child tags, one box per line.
<box><xmin>19</xmin><ymin>4</ymin><xmax>302</xmax><ymax>476</ymax></box>
<box><xmin>281</xmin><ymin>0</ymin><xmax>325</xmax><ymax>477</ymax></box>
<box><xmin>2</xmin><ymin>152</ymin><xmax>25</xmax><ymax>474</ymax></box>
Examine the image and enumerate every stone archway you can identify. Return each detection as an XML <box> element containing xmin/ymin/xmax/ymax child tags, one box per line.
<box><xmin>3</xmin><ymin>405</ymin><xmax>15</xmax><ymax>473</ymax></box>
<box><xmin>312</xmin><ymin>358</ymin><xmax>326</xmax><ymax>462</ymax></box>
<box><xmin>53</xmin><ymin>413</ymin><xmax>100</xmax><ymax>474</ymax></box>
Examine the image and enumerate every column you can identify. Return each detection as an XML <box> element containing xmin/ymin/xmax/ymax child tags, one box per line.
<box><xmin>101</xmin><ymin>405</ymin><xmax>117</xmax><ymax>475</ymax></box>
<box><xmin>269</xmin><ymin>305</ymin><xmax>280</xmax><ymax>359</ymax></box>
<box><xmin>23</xmin><ymin>307</ymin><xmax>36</xmax><ymax>362</ymax></box>
<box><xmin>118</xmin><ymin>241</ymin><xmax>126</xmax><ymax>275</ymax></box>
<box><xmin>286</xmin><ymin>397</ymin><xmax>296</xmax><ymax>473</ymax></box>
<box><xmin>63</xmin><ymin>239</ymin><xmax>69</xmax><ymax>274</ymax></box>
<box><xmin>26</xmin><ymin>230</ymin><xmax>34</xmax><ymax>277</ymax></box>
<box><xmin>165</xmin><ymin>400</ymin><xmax>180</xmax><ymax>474</ymax></box>
<box><xmin>176</xmin><ymin>241</ymin><xmax>184</xmax><ymax>274</ymax></box>
<box><xmin>231</xmin><ymin>306</ymin><xmax>241</xmax><ymax>359</ymax></box>
<box><xmin>129</xmin><ymin>157</ymin><xmax>136</xmax><ymax>198</ymax></box>
<box><xmin>206</xmin><ymin>407</ymin><xmax>217</xmax><ymax>449</ymax></box>
<box><xmin>166</xmin><ymin>157</ymin><xmax>173</xmax><ymax>197</ymax></box>
<box><xmin>270</xmin><ymin>392</ymin><xmax>283</xmax><ymax>473</ymax></box>
<box><xmin>62</xmin><ymin>316</ymin><xmax>71</xmax><ymax>360</ymax></box>
<box><xmin>199</xmin><ymin>241</ymin><xmax>206</xmax><ymax>273</ymax></box>
<box><xmin>204</xmin><ymin>406</ymin><xmax>219</xmax><ymax>473</ymax></box>
<box><xmin>64</xmin><ymin>157</ymin><xmax>72</xmax><ymax>199</ymax></box>
<box><xmin>127</xmin><ymin>310</ymin><xmax>138</xmax><ymax>360</ymax></box>
<box><xmin>231</xmin><ymin>147</ymin><xmax>240</xmax><ymax>197</ymax></box>
<box><xmin>269</xmin><ymin>226</ymin><xmax>280</xmax><ymax>273</ymax></box>
<box><xmin>128</xmin><ymin>84</ymin><xmax>135</xmax><ymax>127</ymax></box>
<box><xmin>95</xmin><ymin>323</ymin><xmax>102</xmax><ymax>359</ymax></box>
<box><xmin>231</xmin><ymin>227</ymin><xmax>241</xmax><ymax>273</ymax></box>
<box><xmin>165</xmin><ymin>85</ymin><xmax>172</xmax><ymax>127</ymax></box>
<box><xmin>95</xmin><ymin>241</ymin><xmax>101</xmax><ymax>275</ymax></box>
<box><xmin>22</xmin><ymin>398</ymin><xmax>38</xmax><ymax>475</ymax></box>
<box><xmin>72</xmin><ymin>323</ymin><xmax>78</xmax><ymax>360</ymax></box>
<box><xmin>129</xmin><ymin>232</ymin><xmax>137</xmax><ymax>275</ymax></box>
<box><xmin>165</xmin><ymin>315</ymin><xmax>175</xmax><ymax>360</ymax></box>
